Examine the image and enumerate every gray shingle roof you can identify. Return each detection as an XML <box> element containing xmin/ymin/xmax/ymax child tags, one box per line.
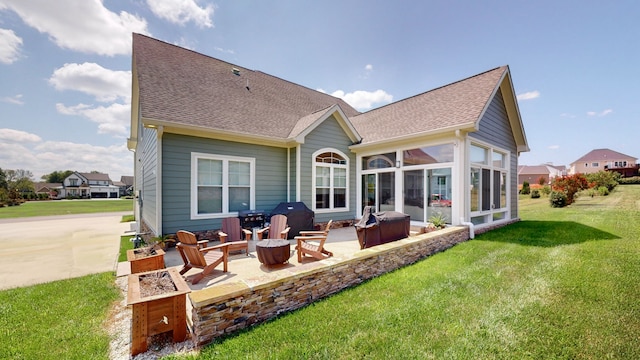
<box><xmin>133</xmin><ymin>34</ymin><xmax>517</xmax><ymax>149</ymax></box>
<box><xmin>133</xmin><ymin>34</ymin><xmax>359</xmax><ymax>141</ymax></box>
<box><xmin>350</xmin><ymin>66</ymin><xmax>508</xmax><ymax>145</ymax></box>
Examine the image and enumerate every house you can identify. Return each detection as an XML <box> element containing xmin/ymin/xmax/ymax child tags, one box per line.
<box><xmin>518</xmin><ymin>164</ymin><xmax>566</xmax><ymax>185</ymax></box>
<box><xmin>33</xmin><ymin>182</ymin><xmax>62</xmax><ymax>199</ymax></box>
<box><xmin>569</xmin><ymin>149</ymin><xmax>638</xmax><ymax>176</ymax></box>
<box><xmin>128</xmin><ymin>34</ymin><xmax>529</xmax><ymax>237</ymax></box>
<box><xmin>114</xmin><ymin>175</ymin><xmax>134</xmax><ymax>197</ymax></box>
<box><xmin>58</xmin><ymin>172</ymin><xmax>120</xmax><ymax>199</ymax></box>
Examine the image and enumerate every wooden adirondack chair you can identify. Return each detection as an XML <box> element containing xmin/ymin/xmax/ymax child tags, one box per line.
<box><xmin>256</xmin><ymin>214</ymin><xmax>291</xmax><ymax>240</ymax></box>
<box><xmin>295</xmin><ymin>220</ymin><xmax>333</xmax><ymax>262</ymax></box>
<box><xmin>176</xmin><ymin>231</ymin><xmax>230</xmax><ymax>284</ymax></box>
<box><xmin>218</xmin><ymin>217</ymin><xmax>251</xmax><ymax>255</ymax></box>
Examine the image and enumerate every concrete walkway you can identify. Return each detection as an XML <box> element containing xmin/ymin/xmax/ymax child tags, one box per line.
<box><xmin>0</xmin><ymin>212</ymin><xmax>132</xmax><ymax>291</ymax></box>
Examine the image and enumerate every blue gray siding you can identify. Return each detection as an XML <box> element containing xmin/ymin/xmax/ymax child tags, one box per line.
<box><xmin>161</xmin><ymin>134</ymin><xmax>289</xmax><ymax>234</ymax></box>
<box><xmin>299</xmin><ymin>115</ymin><xmax>357</xmax><ymax>223</ymax></box>
<box><xmin>469</xmin><ymin>88</ymin><xmax>519</xmax><ymax>219</ymax></box>
<box><xmin>139</xmin><ymin>126</ymin><xmax>158</xmax><ymax>233</ymax></box>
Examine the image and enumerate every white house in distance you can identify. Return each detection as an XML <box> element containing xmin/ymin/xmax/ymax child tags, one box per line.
<box><xmin>517</xmin><ymin>164</ymin><xmax>566</xmax><ymax>185</ymax></box>
<box><xmin>569</xmin><ymin>148</ymin><xmax>638</xmax><ymax>176</ymax></box>
<box><xmin>57</xmin><ymin>172</ymin><xmax>120</xmax><ymax>199</ymax></box>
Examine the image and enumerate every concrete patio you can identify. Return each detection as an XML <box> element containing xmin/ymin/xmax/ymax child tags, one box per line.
<box><xmin>116</xmin><ymin>226</ymin><xmax>362</xmax><ymax>291</ymax></box>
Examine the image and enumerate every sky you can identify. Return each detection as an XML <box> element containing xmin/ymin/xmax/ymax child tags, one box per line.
<box><xmin>1</xmin><ymin>0</ymin><xmax>639</xmax><ymax>181</ymax></box>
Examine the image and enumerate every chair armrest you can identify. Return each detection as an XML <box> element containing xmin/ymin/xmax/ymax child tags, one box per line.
<box><xmin>299</xmin><ymin>230</ymin><xmax>325</xmax><ymax>236</ymax></box>
<box><xmin>280</xmin><ymin>227</ymin><xmax>291</xmax><ymax>238</ymax></box>
<box><xmin>218</xmin><ymin>231</ymin><xmax>228</xmax><ymax>243</ymax></box>
<box><xmin>294</xmin><ymin>235</ymin><xmax>327</xmax><ymax>241</ymax></box>
<box><xmin>242</xmin><ymin>228</ymin><xmax>252</xmax><ymax>240</ymax></box>
<box><xmin>256</xmin><ymin>226</ymin><xmax>269</xmax><ymax>240</ymax></box>
<box><xmin>197</xmin><ymin>240</ymin><xmax>208</xmax><ymax>248</ymax></box>
<box><xmin>200</xmin><ymin>242</ymin><xmax>230</xmax><ymax>253</ymax></box>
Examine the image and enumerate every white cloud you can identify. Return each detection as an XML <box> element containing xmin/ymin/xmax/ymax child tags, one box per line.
<box><xmin>49</xmin><ymin>63</ymin><xmax>131</xmax><ymax>102</ymax></box>
<box><xmin>560</xmin><ymin>113</ymin><xmax>576</xmax><ymax>118</ymax></box>
<box><xmin>587</xmin><ymin>109</ymin><xmax>613</xmax><ymax>117</ymax></box>
<box><xmin>0</xmin><ymin>128</ymin><xmax>41</xmax><ymax>142</ymax></box>
<box><xmin>147</xmin><ymin>0</ymin><xmax>214</xmax><ymax>28</ymax></box>
<box><xmin>548</xmin><ymin>145</ymin><xmax>560</xmax><ymax>150</ymax></box>
<box><xmin>0</xmin><ymin>28</ymin><xmax>22</xmax><ymax>64</ymax></box>
<box><xmin>0</xmin><ymin>129</ymin><xmax>132</xmax><ymax>179</ymax></box>
<box><xmin>365</xmin><ymin>64</ymin><xmax>373</xmax><ymax>71</ymax></box>
<box><xmin>1</xmin><ymin>94</ymin><xmax>24</xmax><ymax>105</ymax></box>
<box><xmin>0</xmin><ymin>0</ymin><xmax>148</xmax><ymax>56</ymax></box>
<box><xmin>214</xmin><ymin>46</ymin><xmax>235</xmax><ymax>54</ymax></box>
<box><xmin>516</xmin><ymin>90</ymin><xmax>540</xmax><ymax>101</ymax></box>
<box><xmin>56</xmin><ymin>102</ymin><xmax>130</xmax><ymax>136</ymax></box>
<box><xmin>325</xmin><ymin>89</ymin><xmax>393</xmax><ymax>111</ymax></box>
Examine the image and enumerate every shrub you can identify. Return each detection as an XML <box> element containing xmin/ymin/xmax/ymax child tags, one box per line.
<box><xmin>549</xmin><ymin>190</ymin><xmax>567</xmax><ymax>207</ymax></box>
<box><xmin>540</xmin><ymin>185</ymin><xmax>551</xmax><ymax>195</ymax></box>
<box><xmin>530</xmin><ymin>189</ymin><xmax>541</xmax><ymax>198</ymax></box>
<box><xmin>586</xmin><ymin>171</ymin><xmax>620</xmax><ymax>191</ymax></box>
<box><xmin>597</xmin><ymin>186</ymin><xmax>609</xmax><ymax>196</ymax></box>
<box><xmin>520</xmin><ymin>181</ymin><xmax>531</xmax><ymax>195</ymax></box>
<box><xmin>619</xmin><ymin>176</ymin><xmax>640</xmax><ymax>185</ymax></box>
<box><xmin>552</xmin><ymin>174</ymin><xmax>589</xmax><ymax>205</ymax></box>
<box><xmin>537</xmin><ymin>176</ymin><xmax>547</xmax><ymax>186</ymax></box>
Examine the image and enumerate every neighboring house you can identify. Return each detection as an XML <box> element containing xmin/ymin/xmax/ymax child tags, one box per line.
<box><xmin>114</xmin><ymin>175</ymin><xmax>134</xmax><ymax>196</ymax></box>
<box><xmin>58</xmin><ymin>172</ymin><xmax>120</xmax><ymax>199</ymax></box>
<box><xmin>34</xmin><ymin>182</ymin><xmax>62</xmax><ymax>199</ymax></box>
<box><xmin>518</xmin><ymin>164</ymin><xmax>566</xmax><ymax>185</ymax></box>
<box><xmin>569</xmin><ymin>149</ymin><xmax>638</xmax><ymax>176</ymax></box>
<box><xmin>128</xmin><ymin>34</ymin><xmax>529</xmax><ymax>237</ymax></box>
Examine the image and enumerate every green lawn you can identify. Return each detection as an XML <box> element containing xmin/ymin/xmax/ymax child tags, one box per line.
<box><xmin>0</xmin><ymin>186</ymin><xmax>638</xmax><ymax>359</ymax></box>
<box><xmin>176</xmin><ymin>186</ymin><xmax>640</xmax><ymax>359</ymax></box>
<box><xmin>0</xmin><ymin>198</ymin><xmax>133</xmax><ymax>219</ymax></box>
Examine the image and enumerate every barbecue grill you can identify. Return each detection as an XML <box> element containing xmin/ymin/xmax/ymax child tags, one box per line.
<box><xmin>238</xmin><ymin>210</ymin><xmax>265</xmax><ymax>230</ymax></box>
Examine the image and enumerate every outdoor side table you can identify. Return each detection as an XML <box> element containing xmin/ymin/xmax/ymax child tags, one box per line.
<box><xmin>256</xmin><ymin>239</ymin><xmax>291</xmax><ymax>266</ymax></box>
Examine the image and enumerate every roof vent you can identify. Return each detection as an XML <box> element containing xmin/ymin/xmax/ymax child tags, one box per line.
<box><xmin>232</xmin><ymin>68</ymin><xmax>240</xmax><ymax>76</ymax></box>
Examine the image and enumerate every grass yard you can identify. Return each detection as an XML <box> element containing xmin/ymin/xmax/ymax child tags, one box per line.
<box><xmin>0</xmin><ymin>186</ymin><xmax>638</xmax><ymax>359</ymax></box>
<box><xmin>0</xmin><ymin>198</ymin><xmax>133</xmax><ymax>219</ymax></box>
<box><xmin>173</xmin><ymin>185</ymin><xmax>640</xmax><ymax>359</ymax></box>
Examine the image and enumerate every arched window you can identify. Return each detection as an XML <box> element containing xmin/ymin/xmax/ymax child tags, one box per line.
<box><xmin>313</xmin><ymin>150</ymin><xmax>348</xmax><ymax>211</ymax></box>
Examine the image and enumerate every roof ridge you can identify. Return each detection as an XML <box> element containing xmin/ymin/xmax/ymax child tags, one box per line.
<box><xmin>133</xmin><ymin>33</ymin><xmax>256</xmax><ymax>74</ymax></box>
<box><xmin>355</xmin><ymin>65</ymin><xmax>507</xmax><ymax>116</ymax></box>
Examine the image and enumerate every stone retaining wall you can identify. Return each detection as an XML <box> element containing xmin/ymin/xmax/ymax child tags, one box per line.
<box><xmin>188</xmin><ymin>226</ymin><xmax>470</xmax><ymax>346</ymax></box>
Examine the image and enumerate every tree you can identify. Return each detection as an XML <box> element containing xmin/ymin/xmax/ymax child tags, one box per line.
<box><xmin>551</xmin><ymin>174</ymin><xmax>589</xmax><ymax>206</ymax></box>
<box><xmin>41</xmin><ymin>170</ymin><xmax>74</xmax><ymax>183</ymax></box>
<box><xmin>0</xmin><ymin>167</ymin><xmax>7</xmax><ymax>190</ymax></box>
<box><xmin>586</xmin><ymin>170</ymin><xmax>620</xmax><ymax>192</ymax></box>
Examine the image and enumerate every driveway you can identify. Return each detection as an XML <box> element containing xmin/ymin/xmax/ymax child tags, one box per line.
<box><xmin>0</xmin><ymin>212</ymin><xmax>132</xmax><ymax>291</ymax></box>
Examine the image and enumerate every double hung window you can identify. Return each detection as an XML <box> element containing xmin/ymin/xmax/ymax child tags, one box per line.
<box><xmin>191</xmin><ymin>153</ymin><xmax>254</xmax><ymax>218</ymax></box>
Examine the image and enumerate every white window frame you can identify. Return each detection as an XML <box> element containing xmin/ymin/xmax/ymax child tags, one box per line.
<box><xmin>469</xmin><ymin>141</ymin><xmax>510</xmax><ymax>223</ymax></box>
<box><xmin>312</xmin><ymin>148</ymin><xmax>349</xmax><ymax>213</ymax></box>
<box><xmin>190</xmin><ymin>152</ymin><xmax>255</xmax><ymax>220</ymax></box>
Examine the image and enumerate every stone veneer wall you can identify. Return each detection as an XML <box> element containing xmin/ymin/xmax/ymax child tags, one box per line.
<box><xmin>188</xmin><ymin>226</ymin><xmax>471</xmax><ymax>347</ymax></box>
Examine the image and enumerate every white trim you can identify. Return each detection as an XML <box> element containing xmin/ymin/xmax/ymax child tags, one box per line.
<box><xmin>296</xmin><ymin>145</ymin><xmax>301</xmax><ymax>202</ymax></box>
<box><xmin>467</xmin><ymin>139</ymin><xmax>511</xmax><ymax>224</ymax></box>
<box><xmin>156</xmin><ymin>126</ymin><xmax>163</xmax><ymax>236</ymax></box>
<box><xmin>190</xmin><ymin>152</ymin><xmax>256</xmax><ymax>220</ymax></box>
<box><xmin>312</xmin><ymin>148</ymin><xmax>350</xmax><ymax>213</ymax></box>
<box><xmin>287</xmin><ymin>147</ymin><xmax>291</xmax><ymax>203</ymax></box>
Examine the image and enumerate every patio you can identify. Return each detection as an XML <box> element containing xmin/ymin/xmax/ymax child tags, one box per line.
<box><xmin>116</xmin><ymin>224</ymin><xmax>473</xmax><ymax>348</ymax></box>
<box><xmin>117</xmin><ymin>225</ymin><xmax>363</xmax><ymax>290</ymax></box>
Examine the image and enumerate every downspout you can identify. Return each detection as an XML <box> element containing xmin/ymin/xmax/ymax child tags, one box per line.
<box><xmin>460</xmin><ymin>218</ymin><xmax>475</xmax><ymax>239</ymax></box>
